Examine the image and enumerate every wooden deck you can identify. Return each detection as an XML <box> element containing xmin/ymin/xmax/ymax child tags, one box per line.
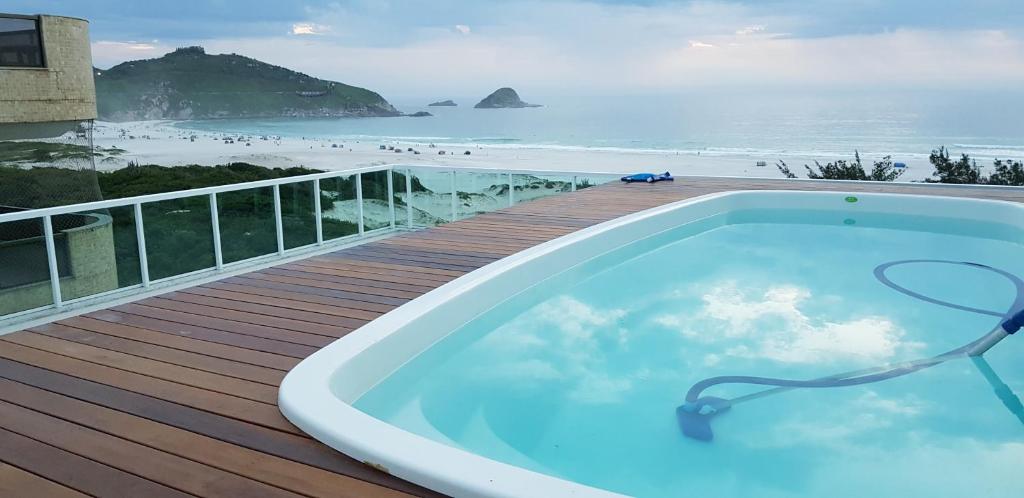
<box><xmin>2</xmin><ymin>177</ymin><xmax>1023</xmax><ymax>497</ymax></box>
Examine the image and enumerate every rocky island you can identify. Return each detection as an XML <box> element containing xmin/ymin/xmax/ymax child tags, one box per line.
<box><xmin>94</xmin><ymin>46</ymin><xmax>400</xmax><ymax>121</ymax></box>
<box><xmin>474</xmin><ymin>88</ymin><xmax>541</xmax><ymax>109</ymax></box>
<box><xmin>407</xmin><ymin>111</ymin><xmax>433</xmax><ymax>117</ymax></box>
<box><xmin>428</xmin><ymin>100</ymin><xmax>457</xmax><ymax>107</ymax></box>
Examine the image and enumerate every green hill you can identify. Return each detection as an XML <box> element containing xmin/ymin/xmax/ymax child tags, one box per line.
<box><xmin>94</xmin><ymin>46</ymin><xmax>400</xmax><ymax>121</ymax></box>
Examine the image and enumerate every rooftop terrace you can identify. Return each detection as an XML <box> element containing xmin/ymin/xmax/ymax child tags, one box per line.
<box><xmin>2</xmin><ymin>177</ymin><xmax>1024</xmax><ymax>497</ymax></box>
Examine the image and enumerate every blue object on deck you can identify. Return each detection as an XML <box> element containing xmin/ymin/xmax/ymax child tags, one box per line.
<box><xmin>678</xmin><ymin>259</ymin><xmax>1024</xmax><ymax>442</ymax></box>
<box><xmin>621</xmin><ymin>172</ymin><xmax>674</xmax><ymax>183</ymax></box>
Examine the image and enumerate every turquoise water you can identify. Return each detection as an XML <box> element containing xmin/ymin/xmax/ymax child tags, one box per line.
<box><xmin>354</xmin><ymin>209</ymin><xmax>1024</xmax><ymax>497</ymax></box>
<box><xmin>178</xmin><ymin>92</ymin><xmax>1024</xmax><ymax>166</ymax></box>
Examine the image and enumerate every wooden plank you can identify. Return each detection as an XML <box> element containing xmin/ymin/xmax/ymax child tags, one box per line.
<box><xmin>228</xmin><ymin>274</ymin><xmax>412</xmax><ymax>307</ymax></box>
<box><xmin>3</xmin><ymin>332</ymin><xmax>278</xmax><ymax>404</ymax></box>
<box><xmin>129</xmin><ymin>299</ymin><xmax>349</xmax><ymax>341</ymax></box>
<box><xmin>0</xmin><ymin>358</ymin><xmax>439</xmax><ymax>497</ymax></box>
<box><xmin>0</xmin><ymin>379</ymin><xmax>411</xmax><ymax>498</ymax></box>
<box><xmin>160</xmin><ymin>291</ymin><xmax>368</xmax><ymax>330</ymax></box>
<box><xmin>313</xmin><ymin>256</ymin><xmax>466</xmax><ymax>278</ymax></box>
<box><xmin>0</xmin><ymin>399</ymin><xmax>306</xmax><ymax>497</ymax></box>
<box><xmin>30</xmin><ymin>321</ymin><xmax>286</xmax><ymax>385</ymax></box>
<box><xmin>0</xmin><ymin>463</ymin><xmax>88</xmax><ymax>498</ymax></box>
<box><xmin>111</xmin><ymin>303</ymin><xmax>333</xmax><ymax>349</ymax></box>
<box><xmin>0</xmin><ymin>341</ymin><xmax>299</xmax><ymax>434</ymax></box>
<box><xmin>262</xmin><ymin>268</ymin><xmax>437</xmax><ymax>295</ymax></box>
<box><xmin>204</xmin><ymin>280</ymin><xmax>396</xmax><ymax>314</ymax></box>
<box><xmin>244</xmin><ymin>271</ymin><xmax>423</xmax><ymax>300</ymax></box>
<box><xmin>57</xmin><ymin>315</ymin><xmax>299</xmax><ymax>371</ymax></box>
<box><xmin>182</xmin><ymin>286</ymin><xmax>384</xmax><ymax>322</ymax></box>
<box><xmin>284</xmin><ymin>258</ymin><xmax>452</xmax><ymax>286</ymax></box>
<box><xmin>0</xmin><ymin>427</ymin><xmax>189</xmax><ymax>498</ymax></box>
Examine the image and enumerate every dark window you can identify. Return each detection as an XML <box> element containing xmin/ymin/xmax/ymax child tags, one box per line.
<box><xmin>0</xmin><ymin>16</ymin><xmax>44</xmax><ymax>68</ymax></box>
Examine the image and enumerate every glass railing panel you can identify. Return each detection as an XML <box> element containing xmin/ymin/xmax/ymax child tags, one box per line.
<box><xmin>0</xmin><ymin>217</ymin><xmax>54</xmax><ymax>314</ymax></box>
<box><xmin>510</xmin><ymin>173</ymin><xmax>574</xmax><ymax>206</ymax></box>
<box><xmin>391</xmin><ymin>170</ymin><xmax>412</xmax><ymax>229</ymax></box>
<box><xmin>142</xmin><ymin>196</ymin><xmax>215</xmax><ymax>280</ymax></box>
<box><xmin>320</xmin><ymin>174</ymin><xmax>360</xmax><ymax>241</ymax></box>
<box><xmin>217</xmin><ymin>187</ymin><xmax>277</xmax><ymax>264</ymax></box>
<box><xmin>455</xmin><ymin>170</ymin><xmax>509</xmax><ymax>220</ymax></box>
<box><xmin>56</xmin><ymin>206</ymin><xmax>141</xmax><ymax>302</ymax></box>
<box><xmin>405</xmin><ymin>168</ymin><xmax>453</xmax><ymax>227</ymax></box>
<box><xmin>280</xmin><ymin>180</ymin><xmax>317</xmax><ymax>249</ymax></box>
<box><xmin>572</xmin><ymin>173</ymin><xmax>619</xmax><ymax>190</ymax></box>
<box><xmin>360</xmin><ymin>170</ymin><xmax>392</xmax><ymax>231</ymax></box>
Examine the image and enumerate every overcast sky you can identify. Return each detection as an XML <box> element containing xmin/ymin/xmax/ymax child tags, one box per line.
<box><xmin>10</xmin><ymin>1</ymin><xmax>1024</xmax><ymax>97</ymax></box>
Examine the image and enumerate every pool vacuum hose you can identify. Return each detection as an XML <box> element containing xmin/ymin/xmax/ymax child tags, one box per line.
<box><xmin>677</xmin><ymin>260</ymin><xmax>1024</xmax><ymax>442</ymax></box>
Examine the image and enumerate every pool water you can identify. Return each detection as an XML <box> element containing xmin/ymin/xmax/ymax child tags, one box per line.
<box><xmin>354</xmin><ymin>209</ymin><xmax>1024</xmax><ymax>497</ymax></box>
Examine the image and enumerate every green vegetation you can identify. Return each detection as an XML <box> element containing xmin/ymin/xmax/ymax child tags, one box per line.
<box><xmin>926</xmin><ymin>147</ymin><xmax>1024</xmax><ymax>185</ymax></box>
<box><xmin>776</xmin><ymin>147</ymin><xmax>1024</xmax><ymax>186</ymax></box>
<box><xmin>776</xmin><ymin>152</ymin><xmax>905</xmax><ymax>181</ymax></box>
<box><xmin>95</xmin><ymin>46</ymin><xmax>400</xmax><ymax>121</ymax></box>
<box><xmin>0</xmin><ymin>141</ymin><xmax>125</xmax><ymax>163</ymax></box>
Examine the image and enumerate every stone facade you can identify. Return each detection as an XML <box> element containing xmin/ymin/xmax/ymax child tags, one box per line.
<box><xmin>0</xmin><ymin>15</ymin><xmax>96</xmax><ymax>124</ymax></box>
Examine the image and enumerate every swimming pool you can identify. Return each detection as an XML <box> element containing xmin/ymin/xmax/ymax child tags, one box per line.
<box><xmin>279</xmin><ymin>190</ymin><xmax>1024</xmax><ymax>498</ymax></box>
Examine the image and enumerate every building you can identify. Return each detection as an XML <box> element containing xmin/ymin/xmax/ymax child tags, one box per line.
<box><xmin>1</xmin><ymin>13</ymin><xmax>116</xmax><ymax>314</ymax></box>
<box><xmin>0</xmin><ymin>13</ymin><xmax>97</xmax><ymax>142</ymax></box>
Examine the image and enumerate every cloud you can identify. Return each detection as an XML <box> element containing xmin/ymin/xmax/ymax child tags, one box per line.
<box><xmin>290</xmin><ymin>23</ymin><xmax>329</xmax><ymax>35</ymax></box>
<box><xmin>91</xmin><ymin>40</ymin><xmax>172</xmax><ymax>67</ymax></box>
<box><xmin>654</xmin><ymin>281</ymin><xmax>924</xmax><ymax>365</ymax></box>
<box><xmin>474</xmin><ymin>295</ymin><xmax>647</xmax><ymax>404</ymax></box>
<box><xmin>73</xmin><ymin>0</ymin><xmax>1024</xmax><ymax>93</ymax></box>
<box><xmin>736</xmin><ymin>24</ymin><xmax>766</xmax><ymax>36</ymax></box>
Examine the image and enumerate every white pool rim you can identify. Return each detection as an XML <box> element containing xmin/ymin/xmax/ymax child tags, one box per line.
<box><xmin>278</xmin><ymin>190</ymin><xmax>1024</xmax><ymax>498</ymax></box>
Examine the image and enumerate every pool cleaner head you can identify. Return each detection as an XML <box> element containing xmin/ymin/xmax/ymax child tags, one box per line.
<box><xmin>676</xmin><ymin>397</ymin><xmax>731</xmax><ymax>442</ymax></box>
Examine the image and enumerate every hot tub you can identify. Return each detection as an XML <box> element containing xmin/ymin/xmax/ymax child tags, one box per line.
<box><xmin>280</xmin><ymin>191</ymin><xmax>1024</xmax><ymax>498</ymax></box>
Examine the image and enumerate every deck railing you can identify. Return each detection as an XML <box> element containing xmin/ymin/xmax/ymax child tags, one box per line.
<box><xmin>0</xmin><ymin>164</ymin><xmax>623</xmax><ymax>328</ymax></box>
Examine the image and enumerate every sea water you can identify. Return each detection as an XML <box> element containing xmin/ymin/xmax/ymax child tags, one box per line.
<box><xmin>178</xmin><ymin>91</ymin><xmax>1024</xmax><ymax>167</ymax></box>
<box><xmin>354</xmin><ymin>209</ymin><xmax>1024</xmax><ymax>497</ymax></box>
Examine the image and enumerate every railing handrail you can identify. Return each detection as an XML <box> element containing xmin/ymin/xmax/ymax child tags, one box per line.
<box><xmin>0</xmin><ymin>164</ymin><xmax>632</xmax><ymax>223</ymax></box>
<box><xmin>0</xmin><ymin>164</ymin><xmax>392</xmax><ymax>223</ymax></box>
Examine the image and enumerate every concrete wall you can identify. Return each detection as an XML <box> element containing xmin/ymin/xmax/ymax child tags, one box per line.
<box><xmin>0</xmin><ymin>15</ymin><xmax>96</xmax><ymax>124</ymax></box>
<box><xmin>0</xmin><ymin>213</ymin><xmax>118</xmax><ymax>315</ymax></box>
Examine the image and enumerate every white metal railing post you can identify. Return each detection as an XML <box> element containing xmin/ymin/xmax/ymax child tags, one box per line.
<box><xmin>387</xmin><ymin>168</ymin><xmax>396</xmax><ymax>229</ymax></box>
<box><xmin>356</xmin><ymin>173</ymin><xmax>365</xmax><ymax>235</ymax></box>
<box><xmin>450</xmin><ymin>170</ymin><xmax>458</xmax><ymax>222</ymax></box>
<box><xmin>508</xmin><ymin>172</ymin><xmax>514</xmax><ymax>207</ymax></box>
<box><xmin>42</xmin><ymin>215</ymin><xmax>63</xmax><ymax>308</ymax></box>
<box><xmin>314</xmin><ymin>178</ymin><xmax>324</xmax><ymax>245</ymax></box>
<box><xmin>273</xmin><ymin>184</ymin><xmax>284</xmax><ymax>255</ymax></box>
<box><xmin>572</xmin><ymin>176</ymin><xmax>577</xmax><ymax>192</ymax></box>
<box><xmin>134</xmin><ymin>202</ymin><xmax>150</xmax><ymax>287</ymax></box>
<box><xmin>209</xmin><ymin>193</ymin><xmax>223</xmax><ymax>269</ymax></box>
<box><xmin>405</xmin><ymin>168</ymin><xmax>413</xmax><ymax>227</ymax></box>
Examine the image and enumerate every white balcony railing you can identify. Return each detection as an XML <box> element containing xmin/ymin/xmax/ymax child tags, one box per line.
<box><xmin>0</xmin><ymin>164</ymin><xmax>624</xmax><ymax>330</ymax></box>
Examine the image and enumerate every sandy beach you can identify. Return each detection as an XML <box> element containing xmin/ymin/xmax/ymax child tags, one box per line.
<box><xmin>92</xmin><ymin>121</ymin><xmax>938</xmax><ymax>182</ymax></box>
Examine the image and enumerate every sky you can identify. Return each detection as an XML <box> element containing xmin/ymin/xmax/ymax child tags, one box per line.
<box><xmin>9</xmin><ymin>1</ymin><xmax>1024</xmax><ymax>97</ymax></box>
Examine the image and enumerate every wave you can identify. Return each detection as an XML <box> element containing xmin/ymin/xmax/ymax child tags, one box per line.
<box><xmin>953</xmin><ymin>143</ymin><xmax>1024</xmax><ymax>151</ymax></box>
<box><xmin>170</xmin><ymin>121</ymin><xmax>1024</xmax><ymax>160</ymax></box>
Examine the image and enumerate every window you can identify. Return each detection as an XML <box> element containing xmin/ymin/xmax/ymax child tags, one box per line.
<box><xmin>0</xmin><ymin>15</ymin><xmax>44</xmax><ymax>68</ymax></box>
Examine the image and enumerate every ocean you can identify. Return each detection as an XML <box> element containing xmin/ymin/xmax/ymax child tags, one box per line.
<box><xmin>177</xmin><ymin>90</ymin><xmax>1024</xmax><ymax>167</ymax></box>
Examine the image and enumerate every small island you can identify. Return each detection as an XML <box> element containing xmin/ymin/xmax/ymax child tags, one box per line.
<box><xmin>428</xmin><ymin>100</ymin><xmax>457</xmax><ymax>107</ymax></box>
<box><xmin>407</xmin><ymin>111</ymin><xmax>433</xmax><ymax>117</ymax></box>
<box><xmin>474</xmin><ymin>88</ymin><xmax>541</xmax><ymax>109</ymax></box>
